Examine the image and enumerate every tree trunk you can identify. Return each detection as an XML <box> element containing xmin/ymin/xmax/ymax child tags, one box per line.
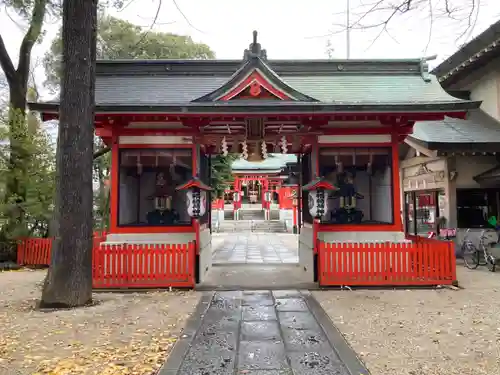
<box><xmin>41</xmin><ymin>0</ymin><xmax>98</xmax><ymax>308</ymax></box>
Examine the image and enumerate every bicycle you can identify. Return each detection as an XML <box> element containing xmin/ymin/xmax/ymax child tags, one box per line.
<box><xmin>462</xmin><ymin>229</ymin><xmax>482</xmax><ymax>269</ymax></box>
<box><xmin>462</xmin><ymin>229</ymin><xmax>497</xmax><ymax>272</ymax></box>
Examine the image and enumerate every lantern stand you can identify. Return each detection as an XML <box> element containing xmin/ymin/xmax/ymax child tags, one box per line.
<box><xmin>233</xmin><ymin>191</ymin><xmax>241</xmax><ymax>220</ymax></box>
<box><xmin>282</xmin><ymin>171</ymin><xmax>300</xmax><ymax>234</ymax></box>
<box><xmin>264</xmin><ymin>190</ymin><xmax>272</xmax><ymax>220</ymax></box>
<box><xmin>176</xmin><ymin>176</ymin><xmax>213</xmax><ymax>284</ymax></box>
<box><xmin>302</xmin><ymin>177</ymin><xmax>338</xmax><ymax>282</ymax></box>
<box><xmin>292</xmin><ymin>198</ymin><xmax>299</xmax><ymax>234</ymax></box>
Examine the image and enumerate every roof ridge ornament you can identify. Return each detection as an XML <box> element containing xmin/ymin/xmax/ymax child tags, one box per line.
<box><xmin>419</xmin><ymin>55</ymin><xmax>437</xmax><ymax>83</ymax></box>
<box><xmin>244</xmin><ymin>30</ymin><xmax>267</xmax><ymax>61</ymax></box>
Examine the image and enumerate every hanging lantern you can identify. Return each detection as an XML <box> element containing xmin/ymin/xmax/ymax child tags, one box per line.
<box><xmin>261</xmin><ymin>141</ymin><xmax>268</xmax><ymax>159</ymax></box>
<box><xmin>221</xmin><ymin>136</ymin><xmax>228</xmax><ymax>156</ymax></box>
<box><xmin>302</xmin><ymin>177</ymin><xmax>338</xmax><ymax>219</ymax></box>
<box><xmin>175</xmin><ymin>176</ymin><xmax>213</xmax><ymax>218</ymax></box>
<box><xmin>366</xmin><ymin>154</ymin><xmax>373</xmax><ymax>175</ymax></box>
<box><xmin>136</xmin><ymin>155</ymin><xmax>143</xmax><ymax>175</ymax></box>
<box><xmin>280</xmin><ymin>136</ymin><xmax>288</xmax><ymax>154</ymax></box>
<box><xmin>241</xmin><ymin>140</ymin><xmax>249</xmax><ymax>160</ymax></box>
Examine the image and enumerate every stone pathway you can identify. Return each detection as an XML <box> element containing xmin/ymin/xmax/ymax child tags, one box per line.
<box><xmin>212</xmin><ymin>234</ymin><xmax>299</xmax><ymax>264</ymax></box>
<box><xmin>160</xmin><ymin>290</ymin><xmax>369</xmax><ymax>375</ymax></box>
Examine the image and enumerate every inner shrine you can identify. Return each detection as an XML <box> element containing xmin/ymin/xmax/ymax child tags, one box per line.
<box><xmin>31</xmin><ymin>31</ymin><xmax>476</xmax><ymax>287</ymax></box>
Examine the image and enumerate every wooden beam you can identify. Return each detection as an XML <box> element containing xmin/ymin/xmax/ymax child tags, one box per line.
<box><xmin>404</xmin><ymin>138</ymin><xmax>438</xmax><ymax>157</ymax></box>
<box><xmin>400</xmin><ymin>155</ymin><xmax>442</xmax><ymax>169</ymax></box>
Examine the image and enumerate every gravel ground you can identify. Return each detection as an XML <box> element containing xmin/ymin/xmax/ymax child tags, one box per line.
<box><xmin>314</xmin><ymin>266</ymin><xmax>500</xmax><ymax>375</ymax></box>
<box><xmin>0</xmin><ymin>269</ymin><xmax>200</xmax><ymax>375</ymax></box>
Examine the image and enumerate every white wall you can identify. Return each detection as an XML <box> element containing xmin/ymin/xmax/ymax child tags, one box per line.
<box><xmin>354</xmin><ymin>172</ymin><xmax>371</xmax><ymax>220</ymax></box>
<box><xmin>371</xmin><ymin>167</ymin><xmax>392</xmax><ymax>223</ymax></box>
<box><xmin>119</xmin><ymin>171</ymin><xmax>190</xmax><ymax>225</ymax></box>
<box><xmin>466</xmin><ymin>66</ymin><xmax>500</xmax><ymax>120</ymax></box>
<box><xmin>119</xmin><ymin>170</ymin><xmax>138</xmax><ymax>225</ymax></box>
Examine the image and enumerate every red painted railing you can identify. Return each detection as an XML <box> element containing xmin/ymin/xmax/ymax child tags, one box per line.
<box><xmin>16</xmin><ymin>234</ymin><xmax>195</xmax><ymax>289</ymax></box>
<box><xmin>211</xmin><ymin>199</ymin><xmax>224</xmax><ymax>210</ymax></box>
<box><xmin>17</xmin><ymin>237</ymin><xmax>52</xmax><ymax>266</ymax></box>
<box><xmin>92</xmin><ymin>242</ymin><xmax>195</xmax><ymax>288</ymax></box>
<box><xmin>319</xmin><ymin>240</ymin><xmax>456</xmax><ymax>286</ymax></box>
<box><xmin>17</xmin><ymin>232</ymin><xmax>107</xmax><ymax>267</ymax></box>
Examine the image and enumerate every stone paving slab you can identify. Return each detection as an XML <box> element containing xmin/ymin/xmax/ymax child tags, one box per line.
<box><xmin>212</xmin><ymin>233</ymin><xmax>299</xmax><ymax>264</ymax></box>
<box><xmin>159</xmin><ymin>291</ymin><xmax>370</xmax><ymax>375</ymax></box>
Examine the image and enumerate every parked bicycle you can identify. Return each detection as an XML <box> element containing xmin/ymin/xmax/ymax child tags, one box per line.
<box><xmin>462</xmin><ymin>228</ymin><xmax>498</xmax><ymax>272</ymax></box>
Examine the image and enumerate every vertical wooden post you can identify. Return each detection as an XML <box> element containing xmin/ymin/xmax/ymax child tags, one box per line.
<box><xmin>110</xmin><ymin>136</ymin><xmax>119</xmax><ymax>233</ymax></box>
<box><xmin>391</xmin><ymin>134</ymin><xmax>403</xmax><ymax>231</ymax></box>
<box><xmin>292</xmin><ymin>202</ymin><xmax>298</xmax><ymax>234</ymax></box>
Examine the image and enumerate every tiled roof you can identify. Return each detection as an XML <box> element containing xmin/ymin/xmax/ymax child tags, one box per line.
<box><xmin>232</xmin><ymin>154</ymin><xmax>297</xmax><ymax>171</ymax></box>
<box><xmin>94</xmin><ymin>74</ymin><xmax>462</xmax><ymax>106</ymax></box>
<box><xmin>431</xmin><ymin>20</ymin><xmax>500</xmax><ymax>86</ymax></box>
<box><xmin>409</xmin><ymin>109</ymin><xmax>500</xmax><ymax>148</ymax></box>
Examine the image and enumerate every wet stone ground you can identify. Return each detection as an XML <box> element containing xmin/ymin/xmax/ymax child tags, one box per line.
<box><xmin>212</xmin><ymin>234</ymin><xmax>299</xmax><ymax>264</ymax></box>
<box><xmin>176</xmin><ymin>291</ymin><xmax>350</xmax><ymax>375</ymax></box>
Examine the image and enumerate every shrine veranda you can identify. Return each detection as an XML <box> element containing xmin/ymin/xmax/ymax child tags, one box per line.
<box><xmin>30</xmin><ymin>32</ymin><xmax>473</xmax><ymax>286</ymax></box>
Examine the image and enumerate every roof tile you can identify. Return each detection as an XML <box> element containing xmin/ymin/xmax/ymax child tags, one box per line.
<box><xmin>95</xmin><ymin>74</ymin><xmax>462</xmax><ymax>105</ymax></box>
<box><xmin>410</xmin><ymin>109</ymin><xmax>500</xmax><ymax>144</ymax></box>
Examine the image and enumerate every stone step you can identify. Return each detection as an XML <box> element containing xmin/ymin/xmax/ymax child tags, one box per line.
<box><xmin>216</xmin><ymin>220</ymin><xmax>286</xmax><ymax>233</ymax></box>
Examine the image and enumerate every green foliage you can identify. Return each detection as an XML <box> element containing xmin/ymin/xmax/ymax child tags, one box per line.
<box><xmin>42</xmin><ymin>14</ymin><xmax>216</xmax><ymax>229</ymax></box>
<box><xmin>93</xmin><ymin>137</ymin><xmax>110</xmax><ymax>231</ymax></box>
<box><xmin>1</xmin><ymin>0</ymin><xmax>60</xmax><ymax>18</ymax></box>
<box><xmin>0</xmin><ymin>104</ymin><xmax>55</xmax><ymax>242</ymax></box>
<box><xmin>43</xmin><ymin>15</ymin><xmax>215</xmax><ymax>89</ymax></box>
<box><xmin>211</xmin><ymin>154</ymin><xmax>237</xmax><ymax>198</ymax></box>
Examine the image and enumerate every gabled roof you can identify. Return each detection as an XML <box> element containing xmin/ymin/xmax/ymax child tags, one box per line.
<box><xmin>193</xmin><ymin>33</ymin><xmax>317</xmax><ymax>102</ymax></box>
<box><xmin>408</xmin><ymin>109</ymin><xmax>500</xmax><ymax>151</ymax></box>
<box><xmin>302</xmin><ymin>177</ymin><xmax>337</xmax><ymax>192</ymax></box>
<box><xmin>432</xmin><ymin>20</ymin><xmax>500</xmax><ymax>87</ymax></box>
<box><xmin>192</xmin><ymin>60</ymin><xmax>317</xmax><ymax>102</ymax></box>
<box><xmin>30</xmin><ymin>32</ymin><xmax>479</xmax><ymax>115</ymax></box>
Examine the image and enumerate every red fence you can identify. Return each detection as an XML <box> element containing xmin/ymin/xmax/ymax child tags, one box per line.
<box><xmin>93</xmin><ymin>242</ymin><xmax>195</xmax><ymax>288</ymax></box>
<box><xmin>211</xmin><ymin>199</ymin><xmax>224</xmax><ymax>210</ymax></box>
<box><xmin>17</xmin><ymin>232</ymin><xmax>107</xmax><ymax>267</ymax></box>
<box><xmin>319</xmin><ymin>240</ymin><xmax>456</xmax><ymax>286</ymax></box>
<box><xmin>16</xmin><ymin>235</ymin><xmax>195</xmax><ymax>289</ymax></box>
<box><xmin>17</xmin><ymin>237</ymin><xmax>52</xmax><ymax>266</ymax></box>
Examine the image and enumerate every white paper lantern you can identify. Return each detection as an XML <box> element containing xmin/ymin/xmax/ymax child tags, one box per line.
<box><xmin>308</xmin><ymin>190</ymin><xmax>328</xmax><ymax>218</ymax></box>
<box><xmin>186</xmin><ymin>189</ymin><xmax>207</xmax><ymax>218</ymax></box>
<box><xmin>199</xmin><ymin>190</ymin><xmax>207</xmax><ymax>217</ymax></box>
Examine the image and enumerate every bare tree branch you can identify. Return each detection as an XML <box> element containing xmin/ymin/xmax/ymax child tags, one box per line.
<box><xmin>172</xmin><ymin>0</ymin><xmax>205</xmax><ymax>34</ymax></box>
<box><xmin>131</xmin><ymin>0</ymin><xmax>163</xmax><ymax>48</ymax></box>
<box><xmin>308</xmin><ymin>0</ymin><xmax>484</xmax><ymax>53</ymax></box>
<box><xmin>0</xmin><ymin>35</ymin><xmax>17</xmax><ymax>85</ymax></box>
<box><xmin>93</xmin><ymin>146</ymin><xmax>111</xmax><ymax>159</ymax></box>
<box><xmin>16</xmin><ymin>0</ymin><xmax>48</xmax><ymax>87</ymax></box>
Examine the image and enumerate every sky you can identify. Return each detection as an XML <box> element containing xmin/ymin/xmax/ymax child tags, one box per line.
<box><xmin>1</xmin><ymin>0</ymin><xmax>500</xmax><ymax>99</ymax></box>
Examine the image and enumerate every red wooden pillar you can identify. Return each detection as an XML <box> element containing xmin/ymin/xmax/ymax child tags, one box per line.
<box><xmin>110</xmin><ymin>136</ymin><xmax>119</xmax><ymax>233</ymax></box>
<box><xmin>233</xmin><ymin>177</ymin><xmax>241</xmax><ymax>220</ymax></box>
<box><xmin>263</xmin><ymin>178</ymin><xmax>270</xmax><ymax>219</ymax></box>
<box><xmin>391</xmin><ymin>134</ymin><xmax>403</xmax><ymax>232</ymax></box>
<box><xmin>292</xmin><ymin>200</ymin><xmax>298</xmax><ymax>234</ymax></box>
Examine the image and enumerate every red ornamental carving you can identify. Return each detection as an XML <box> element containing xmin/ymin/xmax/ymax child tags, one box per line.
<box><xmin>249</xmin><ymin>81</ymin><xmax>262</xmax><ymax>97</ymax></box>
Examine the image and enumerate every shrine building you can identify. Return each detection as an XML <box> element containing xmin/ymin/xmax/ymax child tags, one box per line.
<box><xmin>30</xmin><ymin>32</ymin><xmax>476</xmax><ymax>287</ymax></box>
